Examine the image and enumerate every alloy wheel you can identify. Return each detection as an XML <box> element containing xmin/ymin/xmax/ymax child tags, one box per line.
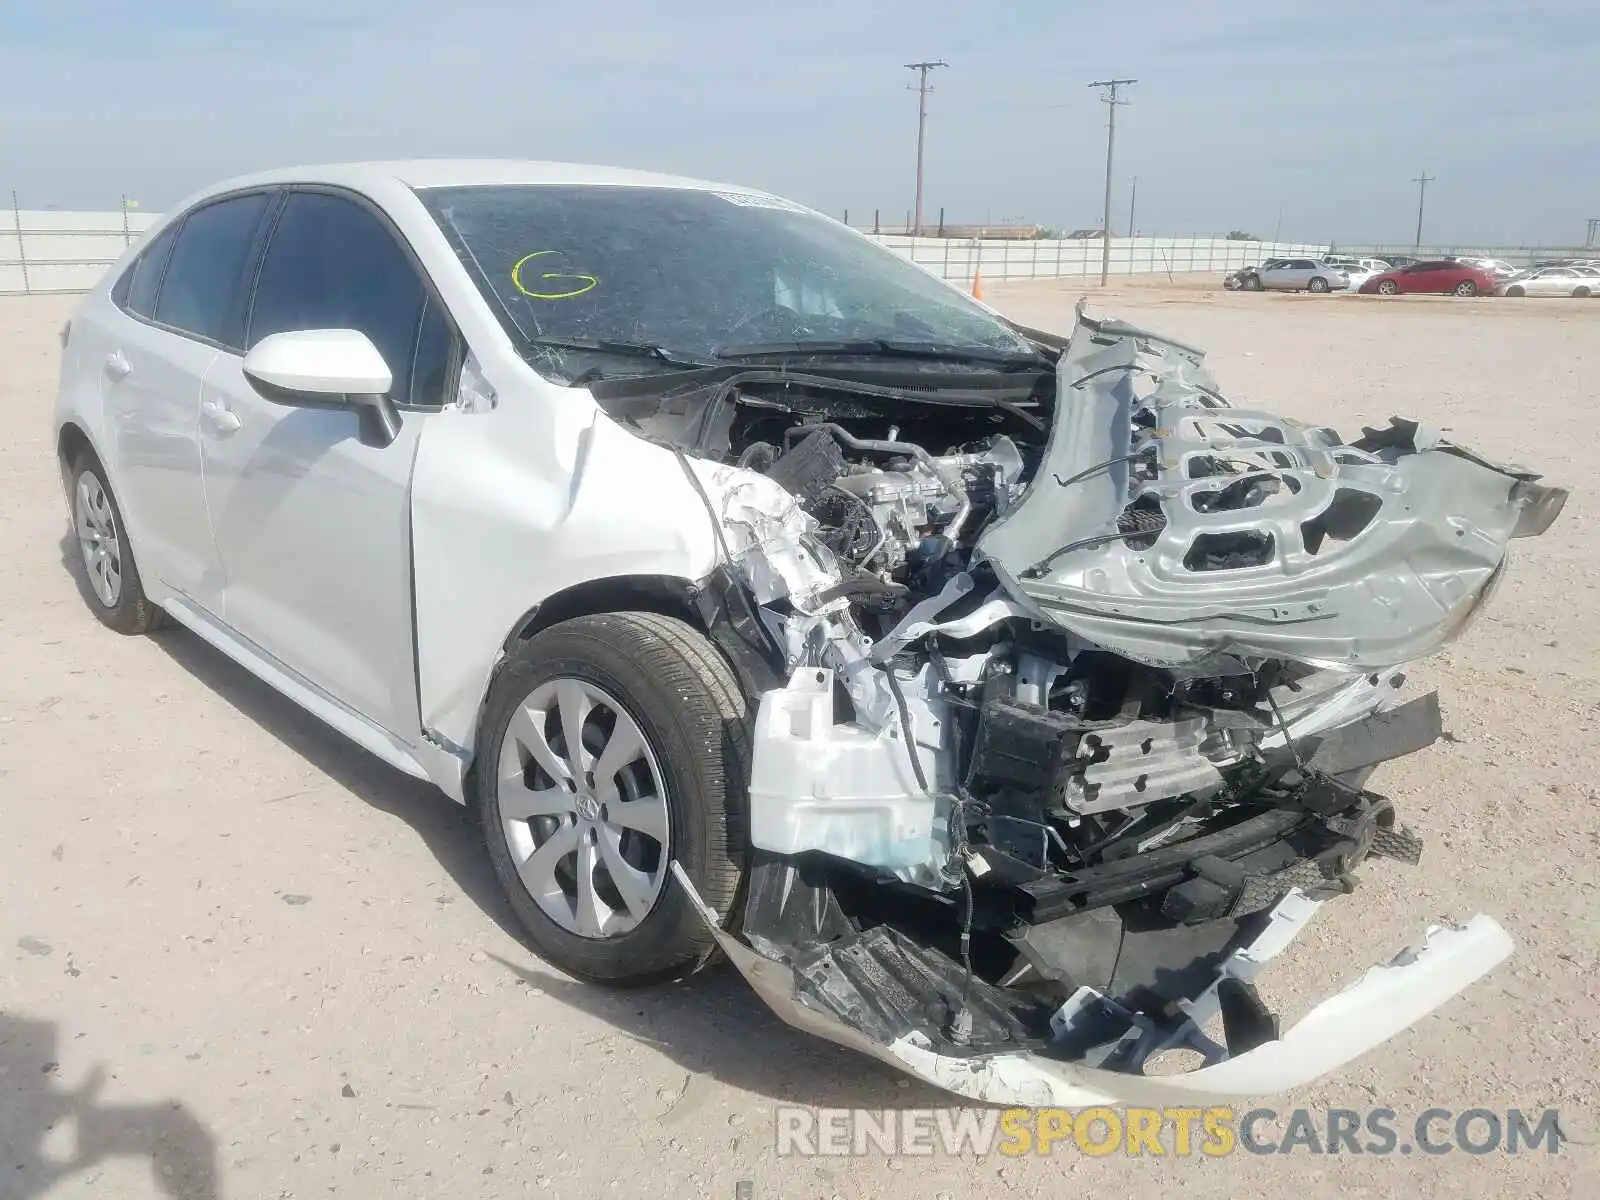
<box><xmin>75</xmin><ymin>472</ymin><xmax>122</xmax><ymax>608</ymax></box>
<box><xmin>497</xmin><ymin>677</ymin><xmax>671</xmax><ymax>939</ymax></box>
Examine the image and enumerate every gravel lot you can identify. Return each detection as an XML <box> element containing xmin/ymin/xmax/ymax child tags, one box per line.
<box><xmin>2</xmin><ymin>283</ymin><xmax>1596</xmax><ymax>1199</ymax></box>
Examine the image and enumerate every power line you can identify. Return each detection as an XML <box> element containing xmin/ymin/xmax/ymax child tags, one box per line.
<box><xmin>1412</xmin><ymin>171</ymin><xmax>1435</xmax><ymax>249</ymax></box>
<box><xmin>1089</xmin><ymin>78</ymin><xmax>1136</xmax><ymax>285</ymax></box>
<box><xmin>905</xmin><ymin>60</ymin><xmax>948</xmax><ymax>237</ymax></box>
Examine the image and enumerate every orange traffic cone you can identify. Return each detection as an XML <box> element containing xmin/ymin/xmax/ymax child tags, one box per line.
<box><xmin>971</xmin><ymin>267</ymin><xmax>985</xmax><ymax>300</ymax></box>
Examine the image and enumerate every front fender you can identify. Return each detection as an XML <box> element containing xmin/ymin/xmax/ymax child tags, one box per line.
<box><xmin>410</xmin><ymin>392</ymin><xmax>722</xmax><ymax>758</ymax></box>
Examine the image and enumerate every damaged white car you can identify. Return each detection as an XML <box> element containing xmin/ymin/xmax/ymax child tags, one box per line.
<box><xmin>55</xmin><ymin>161</ymin><xmax>1567</xmax><ymax>1106</ymax></box>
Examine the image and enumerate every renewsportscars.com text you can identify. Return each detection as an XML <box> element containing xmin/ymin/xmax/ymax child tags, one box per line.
<box><xmin>774</xmin><ymin>1106</ymin><xmax>1565</xmax><ymax>1158</ymax></box>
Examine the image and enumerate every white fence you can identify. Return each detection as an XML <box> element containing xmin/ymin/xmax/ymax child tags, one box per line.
<box><xmin>2</xmin><ymin>206</ymin><xmax>1333</xmax><ymax>297</ymax></box>
<box><xmin>1</xmin><ymin>209</ymin><xmax>160</xmax><ymax>294</ymax></box>
<box><xmin>6</xmin><ymin>206</ymin><xmax>1598</xmax><ymax>297</ymax></box>
<box><xmin>868</xmin><ymin>234</ymin><xmax>1329</xmax><ymax>283</ymax></box>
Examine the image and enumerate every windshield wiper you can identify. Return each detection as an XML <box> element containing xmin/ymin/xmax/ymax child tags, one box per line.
<box><xmin>523</xmin><ymin>336</ymin><xmax>719</xmax><ymax>371</ymax></box>
<box><xmin>714</xmin><ymin>339</ymin><xmax>1047</xmax><ymax>368</ymax></box>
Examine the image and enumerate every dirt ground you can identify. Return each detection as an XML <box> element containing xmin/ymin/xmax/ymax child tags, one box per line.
<box><xmin>2</xmin><ymin>282</ymin><xmax>1596</xmax><ymax>1199</ymax></box>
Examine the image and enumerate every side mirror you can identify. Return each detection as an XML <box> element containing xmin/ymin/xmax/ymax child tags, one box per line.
<box><xmin>242</xmin><ymin>329</ymin><xmax>402</xmax><ymax>448</ymax></box>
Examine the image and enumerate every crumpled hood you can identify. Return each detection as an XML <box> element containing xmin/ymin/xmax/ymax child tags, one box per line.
<box><xmin>976</xmin><ymin>304</ymin><xmax>1568</xmax><ymax>673</ymax></box>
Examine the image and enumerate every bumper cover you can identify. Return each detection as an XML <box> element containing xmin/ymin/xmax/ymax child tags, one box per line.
<box><xmin>673</xmin><ymin>863</ymin><xmax>1512</xmax><ymax>1107</ymax></box>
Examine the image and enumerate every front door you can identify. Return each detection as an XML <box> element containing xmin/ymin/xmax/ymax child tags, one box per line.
<box><xmin>198</xmin><ymin>188</ymin><xmax>458</xmax><ymax>740</ymax></box>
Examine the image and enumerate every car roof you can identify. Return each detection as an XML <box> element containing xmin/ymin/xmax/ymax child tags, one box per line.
<box><xmin>169</xmin><ymin>159</ymin><xmax>769</xmax><ymax>209</ymax></box>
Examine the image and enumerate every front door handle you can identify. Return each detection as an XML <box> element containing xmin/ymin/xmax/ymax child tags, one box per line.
<box><xmin>201</xmin><ymin>398</ymin><xmax>241</xmax><ymax>434</ymax></box>
<box><xmin>105</xmin><ymin>350</ymin><xmax>132</xmax><ymax>380</ymax></box>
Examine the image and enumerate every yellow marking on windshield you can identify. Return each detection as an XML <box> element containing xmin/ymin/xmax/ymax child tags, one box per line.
<box><xmin>512</xmin><ymin>250</ymin><xmax>599</xmax><ymax>300</ymax></box>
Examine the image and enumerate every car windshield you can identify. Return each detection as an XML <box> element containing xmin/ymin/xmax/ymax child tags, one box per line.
<box><xmin>417</xmin><ymin>184</ymin><xmax>1035</xmax><ymax>379</ymax></box>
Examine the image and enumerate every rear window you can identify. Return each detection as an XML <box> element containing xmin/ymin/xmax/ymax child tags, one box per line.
<box><xmin>115</xmin><ymin>223</ymin><xmax>179</xmax><ymax>319</ymax></box>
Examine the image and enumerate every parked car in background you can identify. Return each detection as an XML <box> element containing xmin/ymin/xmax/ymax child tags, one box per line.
<box><xmin>1496</xmin><ymin>267</ymin><xmax>1599</xmax><ymax>297</ymax></box>
<box><xmin>1223</xmin><ymin>259</ymin><xmax>1285</xmax><ymax>290</ymax></box>
<box><xmin>1340</xmin><ymin>257</ymin><xmax>1393</xmax><ymax>291</ymax></box>
<box><xmin>1375</xmin><ymin>254</ymin><xmax>1421</xmax><ymax>269</ymax></box>
<box><xmin>1251</xmin><ymin>258</ymin><xmax>1351</xmax><ymax>292</ymax></box>
<box><xmin>1359</xmin><ymin>260</ymin><xmax>1496</xmax><ymax>296</ymax></box>
<box><xmin>1460</xmin><ymin>257</ymin><xmax>1520</xmax><ymax>280</ymax></box>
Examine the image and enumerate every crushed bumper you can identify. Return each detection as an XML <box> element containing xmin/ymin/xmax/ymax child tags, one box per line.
<box><xmin>672</xmin><ymin>863</ymin><xmax>1512</xmax><ymax>1107</ymax></box>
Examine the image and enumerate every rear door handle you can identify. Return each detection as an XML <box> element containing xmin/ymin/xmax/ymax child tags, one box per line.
<box><xmin>201</xmin><ymin>398</ymin><xmax>241</xmax><ymax>434</ymax></box>
<box><xmin>105</xmin><ymin>350</ymin><xmax>132</xmax><ymax>380</ymax></box>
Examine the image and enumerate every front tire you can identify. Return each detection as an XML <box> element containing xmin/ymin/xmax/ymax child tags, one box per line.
<box><xmin>1377</xmin><ymin>279</ymin><xmax>1399</xmax><ymax>295</ymax></box>
<box><xmin>1454</xmin><ymin>280</ymin><xmax>1478</xmax><ymax>296</ymax></box>
<box><xmin>1242</xmin><ymin>275</ymin><xmax>1263</xmax><ymax>291</ymax></box>
<box><xmin>475</xmin><ymin>612</ymin><xmax>748</xmax><ymax>984</ymax></box>
<box><xmin>68</xmin><ymin>455</ymin><xmax>166</xmax><ymax>635</ymax></box>
<box><xmin>1506</xmin><ymin>285</ymin><xmax>1525</xmax><ymax>297</ymax></box>
<box><xmin>1308</xmin><ymin>276</ymin><xmax>1330</xmax><ymax>293</ymax></box>
<box><xmin>1574</xmin><ymin>287</ymin><xmax>1591</xmax><ymax>298</ymax></box>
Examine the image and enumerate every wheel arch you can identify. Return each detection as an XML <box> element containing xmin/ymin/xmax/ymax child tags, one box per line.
<box><xmin>495</xmin><ymin>568</ymin><xmax>784</xmax><ymax>703</ymax></box>
<box><xmin>56</xmin><ymin>420</ymin><xmax>101</xmax><ymax>493</ymax></box>
<box><xmin>451</xmin><ymin>568</ymin><xmax>785</xmax><ymax>805</ymax></box>
<box><xmin>54</xmin><ymin>420</ymin><xmax>151</xmax><ymax>567</ymax></box>
<box><xmin>500</xmin><ymin>573</ymin><xmax>700</xmax><ymax>653</ymax></box>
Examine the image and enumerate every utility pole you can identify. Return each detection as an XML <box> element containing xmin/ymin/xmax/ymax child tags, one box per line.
<box><xmin>1127</xmin><ymin>175</ymin><xmax>1137</xmax><ymax>240</ymax></box>
<box><xmin>1586</xmin><ymin>217</ymin><xmax>1599</xmax><ymax>250</ymax></box>
<box><xmin>1412</xmin><ymin>171</ymin><xmax>1435</xmax><ymax>249</ymax></box>
<box><xmin>905</xmin><ymin>60</ymin><xmax>948</xmax><ymax>237</ymax></box>
<box><xmin>1089</xmin><ymin>78</ymin><xmax>1136</xmax><ymax>285</ymax></box>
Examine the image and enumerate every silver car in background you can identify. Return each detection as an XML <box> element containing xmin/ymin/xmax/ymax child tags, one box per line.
<box><xmin>1250</xmin><ymin>257</ymin><xmax>1351</xmax><ymax>293</ymax></box>
<box><xmin>1496</xmin><ymin>266</ymin><xmax>1600</xmax><ymax>297</ymax></box>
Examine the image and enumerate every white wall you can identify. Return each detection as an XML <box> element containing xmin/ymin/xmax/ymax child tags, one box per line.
<box><xmin>868</xmin><ymin>234</ymin><xmax>1330</xmax><ymax>283</ymax></box>
<box><xmin>0</xmin><ymin>209</ymin><xmax>160</xmax><ymax>293</ymax></box>
<box><xmin>1</xmin><ymin>207</ymin><xmax>1327</xmax><ymax>295</ymax></box>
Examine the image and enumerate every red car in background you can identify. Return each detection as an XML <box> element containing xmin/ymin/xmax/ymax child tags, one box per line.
<box><xmin>1358</xmin><ymin>259</ymin><xmax>1497</xmax><ymax>296</ymax></box>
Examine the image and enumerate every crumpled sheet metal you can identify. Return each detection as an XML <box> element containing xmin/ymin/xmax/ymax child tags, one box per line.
<box><xmin>672</xmin><ymin>864</ymin><xmax>1513</xmax><ymax>1108</ymax></box>
<box><xmin>977</xmin><ymin>306</ymin><xmax>1568</xmax><ymax>673</ymax></box>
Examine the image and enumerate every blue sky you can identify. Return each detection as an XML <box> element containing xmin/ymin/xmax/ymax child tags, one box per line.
<box><xmin>3</xmin><ymin>0</ymin><xmax>1596</xmax><ymax>244</ymax></box>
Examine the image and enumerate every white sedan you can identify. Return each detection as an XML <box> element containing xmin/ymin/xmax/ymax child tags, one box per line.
<box><xmin>1496</xmin><ymin>267</ymin><xmax>1599</xmax><ymax>297</ymax></box>
<box><xmin>55</xmin><ymin>160</ymin><xmax>1564</xmax><ymax>1105</ymax></box>
<box><xmin>1338</xmin><ymin>257</ymin><xmax>1393</xmax><ymax>291</ymax></box>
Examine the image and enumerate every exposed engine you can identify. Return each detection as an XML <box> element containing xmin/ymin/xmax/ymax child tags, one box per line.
<box><xmin>593</xmin><ymin>302</ymin><xmax>1566</xmax><ymax>1099</ymax></box>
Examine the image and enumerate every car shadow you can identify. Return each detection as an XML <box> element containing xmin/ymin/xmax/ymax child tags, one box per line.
<box><xmin>0</xmin><ymin>1012</ymin><xmax>218</xmax><ymax>1199</ymax></box>
<box><xmin>147</xmin><ymin>621</ymin><xmax>528</xmax><ymax>945</ymax></box>
<box><xmin>486</xmin><ymin>953</ymin><xmax>954</xmax><ymax>1109</ymax></box>
<box><xmin>59</xmin><ymin>530</ymin><xmax>950</xmax><ymax>1110</ymax></box>
<box><xmin>153</xmin><ymin>624</ymin><xmax>946</xmax><ymax>1107</ymax></box>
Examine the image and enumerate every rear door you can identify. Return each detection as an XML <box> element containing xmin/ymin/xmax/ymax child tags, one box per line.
<box><xmin>100</xmin><ymin>192</ymin><xmax>273</xmax><ymax>608</ymax></box>
<box><xmin>1535</xmin><ymin>268</ymin><xmax>1575</xmax><ymax>295</ymax></box>
<box><xmin>198</xmin><ymin>187</ymin><xmax>459</xmax><ymax>738</ymax></box>
<box><xmin>1272</xmin><ymin>259</ymin><xmax>1315</xmax><ymax>290</ymax></box>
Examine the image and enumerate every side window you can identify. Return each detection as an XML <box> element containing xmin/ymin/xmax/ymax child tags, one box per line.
<box><xmin>249</xmin><ymin>191</ymin><xmax>449</xmax><ymax>406</ymax></box>
<box><xmin>153</xmin><ymin>193</ymin><xmax>271</xmax><ymax>346</ymax></box>
<box><xmin>115</xmin><ymin>223</ymin><xmax>179</xmax><ymax>319</ymax></box>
